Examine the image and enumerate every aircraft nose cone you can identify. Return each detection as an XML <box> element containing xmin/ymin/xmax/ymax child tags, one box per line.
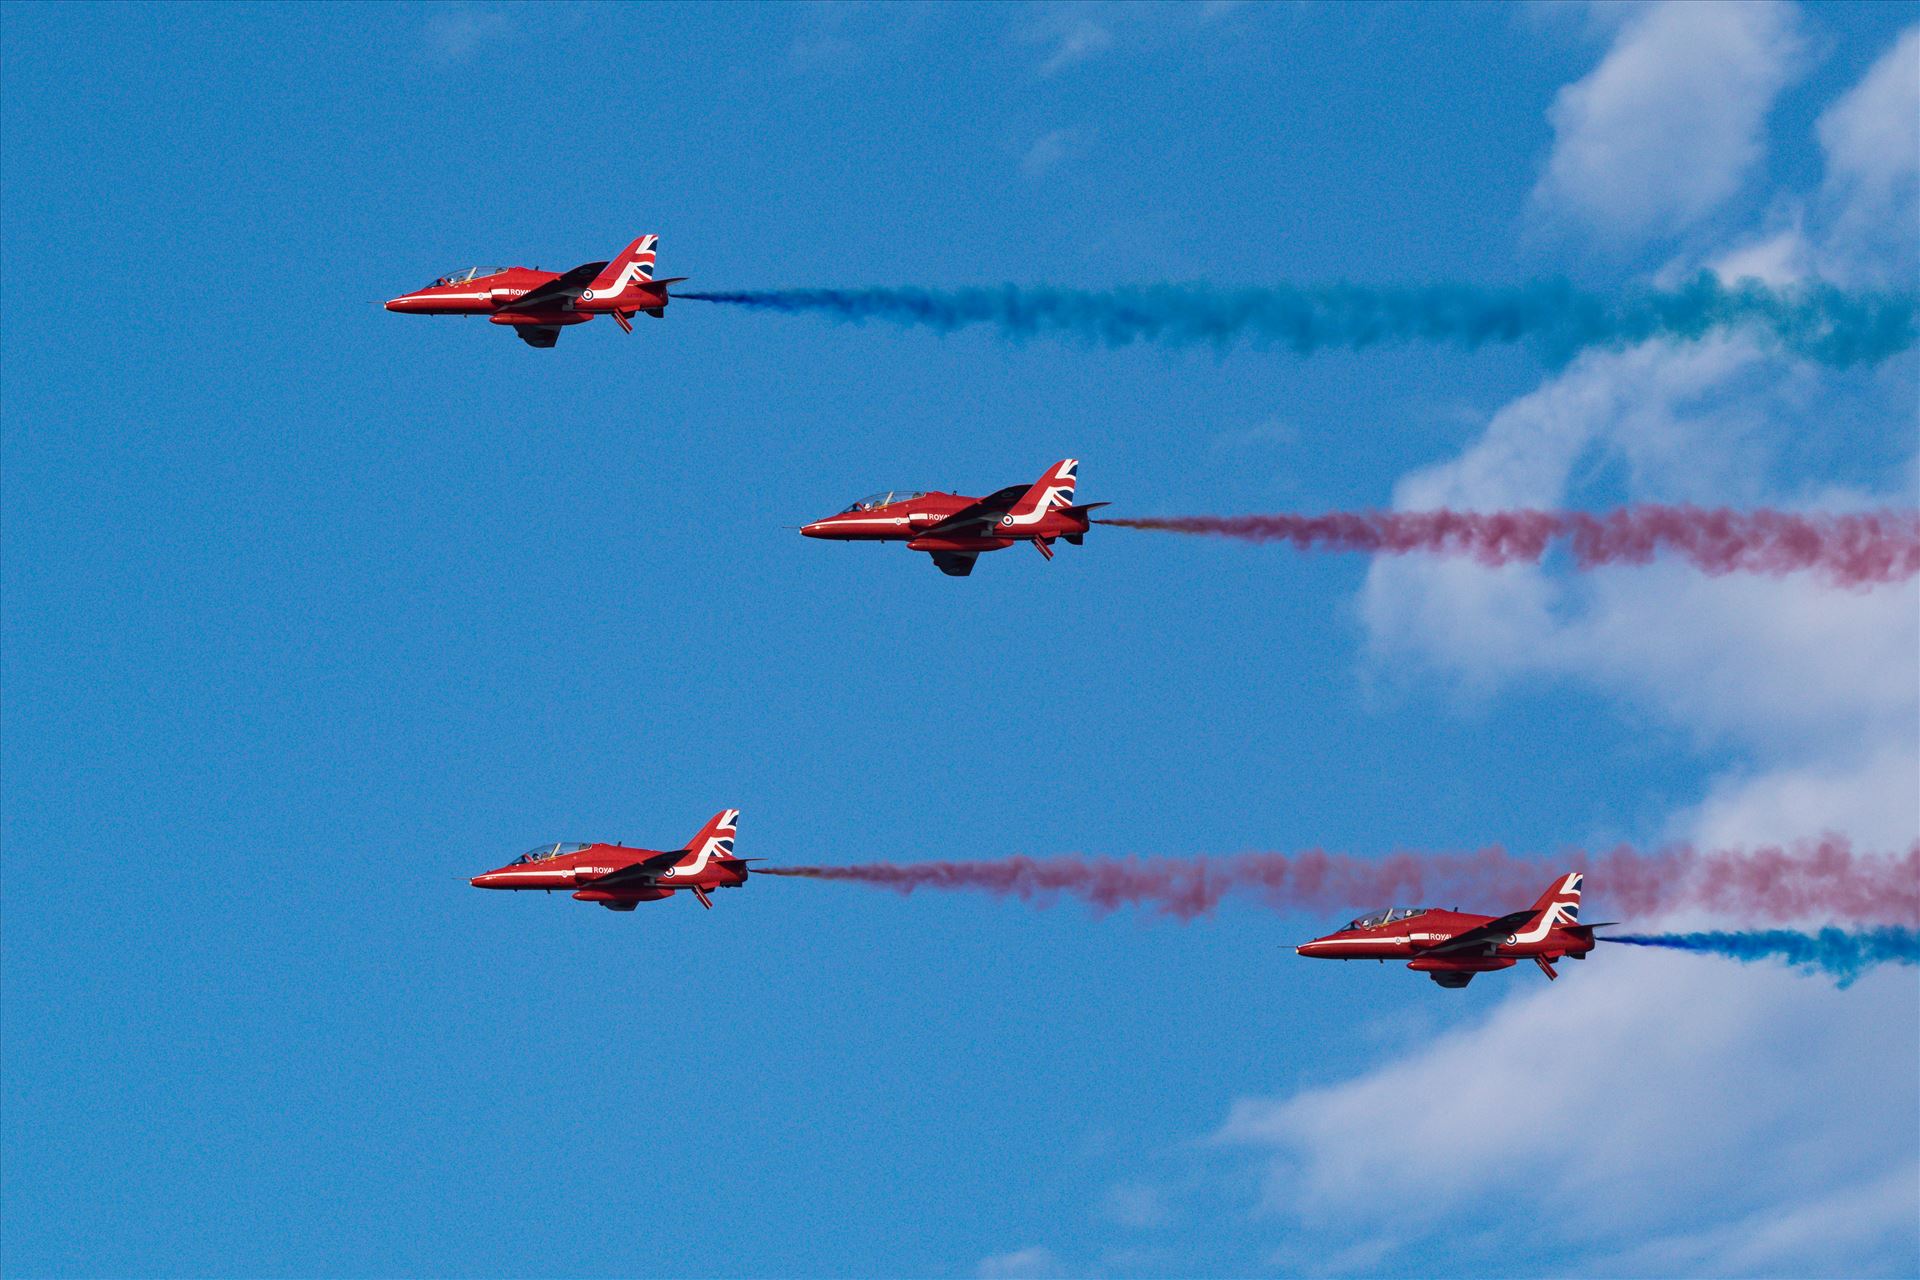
<box><xmin>800</xmin><ymin>521</ymin><xmax>826</xmax><ymax>538</ymax></box>
<box><xmin>385</xmin><ymin>295</ymin><xmax>421</xmax><ymax>312</ymax></box>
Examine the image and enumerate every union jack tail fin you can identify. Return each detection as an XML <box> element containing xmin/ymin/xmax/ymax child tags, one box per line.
<box><xmin>1004</xmin><ymin>459</ymin><xmax>1079</xmax><ymax>524</ymax></box>
<box><xmin>1527</xmin><ymin>872</ymin><xmax>1583</xmax><ymax>929</ymax></box>
<box><xmin>583</xmin><ymin>234</ymin><xmax>660</xmax><ymax>302</ymax></box>
<box><xmin>676</xmin><ymin>808</ymin><xmax>739</xmax><ymax>868</ymax></box>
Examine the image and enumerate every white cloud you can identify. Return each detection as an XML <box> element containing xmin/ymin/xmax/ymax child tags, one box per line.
<box><xmin>1070</xmin><ymin>18</ymin><xmax>1920</xmax><ymax>1275</ymax></box>
<box><xmin>1362</xmin><ymin>331</ymin><xmax>1918</xmax><ymax>770</ymax></box>
<box><xmin>1818</xmin><ymin>26</ymin><xmax>1920</xmax><ymax>219</ymax></box>
<box><xmin>1708</xmin><ymin>25</ymin><xmax>1919</xmax><ymax>288</ymax></box>
<box><xmin>1214</xmin><ymin>954</ymin><xmax>1920</xmax><ymax>1273</ymax></box>
<box><xmin>1596</xmin><ymin>1161</ymin><xmax>1920</xmax><ymax>1278</ymax></box>
<box><xmin>1710</xmin><ymin>222</ymin><xmax>1816</xmax><ymax>288</ymax></box>
<box><xmin>1170</xmin><ymin>16</ymin><xmax>1920</xmax><ymax>1277</ymax></box>
<box><xmin>1681</xmin><ymin>742</ymin><xmax>1920</xmax><ymax>852</ymax></box>
<box><xmin>1533</xmin><ymin>1</ymin><xmax>1805</xmax><ymax>244</ymax></box>
<box><xmin>1816</xmin><ymin>25</ymin><xmax>1920</xmax><ymax>280</ymax></box>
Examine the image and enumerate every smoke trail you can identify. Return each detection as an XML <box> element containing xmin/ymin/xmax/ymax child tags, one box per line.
<box><xmin>1097</xmin><ymin>506</ymin><xmax>1920</xmax><ymax>588</ymax></box>
<box><xmin>1606</xmin><ymin>928</ymin><xmax>1920</xmax><ymax>987</ymax></box>
<box><xmin>757</xmin><ymin>838</ymin><xmax>1920</xmax><ymax>924</ymax></box>
<box><xmin>676</xmin><ymin>276</ymin><xmax>1917</xmax><ymax>366</ymax></box>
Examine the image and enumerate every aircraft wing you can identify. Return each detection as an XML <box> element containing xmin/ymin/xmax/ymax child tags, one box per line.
<box><xmin>508</xmin><ymin>261</ymin><xmax>608</xmax><ymax>312</ymax></box>
<box><xmin>921</xmin><ymin>485</ymin><xmax>1029</xmax><ymax>538</ymax></box>
<box><xmin>576</xmin><ymin>849</ymin><xmax>687</xmax><ymax>889</ymax></box>
<box><xmin>1428</xmin><ymin>909</ymin><xmax>1537</xmax><ymax>952</ymax></box>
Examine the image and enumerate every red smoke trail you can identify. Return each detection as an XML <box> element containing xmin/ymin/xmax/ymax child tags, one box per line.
<box><xmin>1097</xmin><ymin>507</ymin><xmax>1920</xmax><ymax>587</ymax></box>
<box><xmin>757</xmin><ymin>838</ymin><xmax>1920</xmax><ymax>925</ymax></box>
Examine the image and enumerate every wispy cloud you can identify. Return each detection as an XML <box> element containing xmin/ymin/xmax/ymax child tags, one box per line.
<box><xmin>1015</xmin><ymin>1</ymin><xmax>1256</xmax><ymax>77</ymax></box>
<box><xmin>423</xmin><ymin>4</ymin><xmax>512</xmax><ymax>64</ymax></box>
<box><xmin>1034</xmin><ymin>17</ymin><xmax>1114</xmax><ymax>76</ymax></box>
<box><xmin>975</xmin><ymin>1245</ymin><xmax>1068</xmax><ymax>1279</ymax></box>
<box><xmin>1020</xmin><ymin>128</ymin><xmax>1078</xmax><ymax>178</ymax></box>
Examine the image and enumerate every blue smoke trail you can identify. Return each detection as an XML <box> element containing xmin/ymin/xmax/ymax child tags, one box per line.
<box><xmin>1607</xmin><ymin>928</ymin><xmax>1920</xmax><ymax>987</ymax></box>
<box><xmin>676</xmin><ymin>275</ymin><xmax>1916</xmax><ymax>367</ymax></box>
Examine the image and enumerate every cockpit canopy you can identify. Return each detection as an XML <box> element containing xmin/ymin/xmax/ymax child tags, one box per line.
<box><xmin>511</xmin><ymin>841</ymin><xmax>592</xmax><ymax>865</ymax></box>
<box><xmin>428</xmin><ymin>266</ymin><xmax>508</xmax><ymax>287</ymax></box>
<box><xmin>1347</xmin><ymin>906</ymin><xmax>1429</xmax><ymax>929</ymax></box>
<box><xmin>841</xmin><ymin>490</ymin><xmax>926</xmax><ymax>513</ymax></box>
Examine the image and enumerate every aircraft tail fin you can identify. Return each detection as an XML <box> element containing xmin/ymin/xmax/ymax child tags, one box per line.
<box><xmin>1526</xmin><ymin>872</ymin><xmax>1584</xmax><ymax>929</ymax></box>
<box><xmin>583</xmin><ymin>234</ymin><xmax>661</xmax><ymax>302</ymax></box>
<box><xmin>1002</xmin><ymin>459</ymin><xmax>1079</xmax><ymax>527</ymax></box>
<box><xmin>676</xmin><ymin>808</ymin><xmax>739</xmax><ymax>868</ymax></box>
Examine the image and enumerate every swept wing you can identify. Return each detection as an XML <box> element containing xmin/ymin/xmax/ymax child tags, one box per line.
<box><xmin>920</xmin><ymin>485</ymin><xmax>1030</xmax><ymax>538</ymax></box>
<box><xmin>1426</xmin><ymin>909</ymin><xmax>1538</xmax><ymax>953</ymax></box>
<box><xmin>507</xmin><ymin>261</ymin><xmax>608</xmax><ymax>313</ymax></box>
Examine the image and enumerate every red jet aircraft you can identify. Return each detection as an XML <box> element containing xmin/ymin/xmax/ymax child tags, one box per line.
<box><xmin>1296</xmin><ymin>873</ymin><xmax>1612</xmax><ymax>987</ymax></box>
<box><xmin>470</xmin><ymin>810</ymin><xmax>752</xmax><ymax>911</ymax></box>
<box><xmin>385</xmin><ymin>234</ymin><xmax>683</xmax><ymax>347</ymax></box>
<box><xmin>800</xmin><ymin>459</ymin><xmax>1105</xmax><ymax>576</ymax></box>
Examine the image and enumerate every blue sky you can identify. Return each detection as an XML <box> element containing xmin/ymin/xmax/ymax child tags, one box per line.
<box><xmin>3</xmin><ymin>4</ymin><xmax>1915</xmax><ymax>1277</ymax></box>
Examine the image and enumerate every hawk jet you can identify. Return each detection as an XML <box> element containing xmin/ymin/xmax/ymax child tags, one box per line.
<box><xmin>1296</xmin><ymin>873</ymin><xmax>1613</xmax><ymax>987</ymax></box>
<box><xmin>800</xmin><ymin>459</ymin><xmax>1104</xmax><ymax>576</ymax></box>
<box><xmin>470</xmin><ymin>810</ymin><xmax>751</xmax><ymax>911</ymax></box>
<box><xmin>386</xmin><ymin>234</ymin><xmax>682</xmax><ymax>347</ymax></box>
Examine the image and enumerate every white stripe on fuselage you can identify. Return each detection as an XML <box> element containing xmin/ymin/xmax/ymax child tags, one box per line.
<box><xmin>664</xmin><ymin>828</ymin><xmax>736</xmax><ymax>879</ymax></box>
<box><xmin>1507</xmin><ymin>874</ymin><xmax>1583</xmax><ymax>944</ymax></box>
<box><xmin>581</xmin><ymin>259</ymin><xmax>655</xmax><ymax>302</ymax></box>
<box><xmin>1002</xmin><ymin>486</ymin><xmax>1073</xmax><ymax>528</ymax></box>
